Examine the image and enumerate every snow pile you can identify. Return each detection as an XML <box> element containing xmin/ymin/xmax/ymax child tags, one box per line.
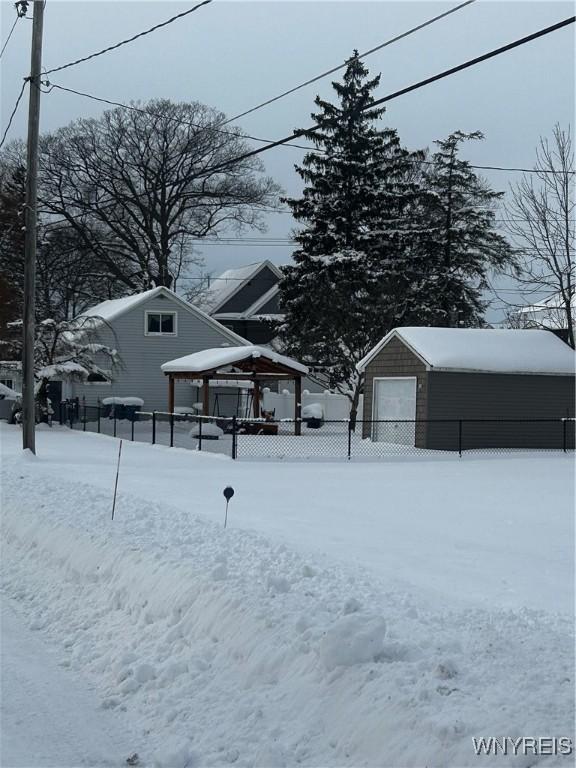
<box><xmin>1</xmin><ymin>429</ymin><xmax>573</xmax><ymax>767</ymax></box>
<box><xmin>101</xmin><ymin>396</ymin><xmax>144</xmax><ymax>406</ymax></box>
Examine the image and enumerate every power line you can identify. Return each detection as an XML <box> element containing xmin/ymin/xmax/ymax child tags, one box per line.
<box><xmin>38</xmin><ymin>16</ymin><xmax>576</xmax><ymax>232</ymax></box>
<box><xmin>43</xmin><ymin>0</ymin><xmax>213</xmax><ymax>76</ymax></box>
<box><xmin>43</xmin><ymin>82</ymin><xmax>316</xmax><ymax>152</ymax></box>
<box><xmin>221</xmin><ymin>0</ymin><xmax>478</xmax><ymax>126</ymax></box>
<box><xmin>0</xmin><ymin>79</ymin><xmax>28</xmax><ymax>151</ymax></box>
<box><xmin>188</xmin><ymin>16</ymin><xmax>576</xmax><ymax>179</ymax></box>
<box><xmin>0</xmin><ymin>14</ymin><xmax>19</xmax><ymax>60</ymax></box>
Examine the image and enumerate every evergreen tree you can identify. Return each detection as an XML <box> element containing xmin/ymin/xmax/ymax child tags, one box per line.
<box><xmin>0</xmin><ymin>163</ymin><xmax>26</xmax><ymax>338</ymax></box>
<box><xmin>415</xmin><ymin>131</ymin><xmax>514</xmax><ymax>326</ymax></box>
<box><xmin>280</xmin><ymin>53</ymin><xmax>424</xmax><ymax>422</ymax></box>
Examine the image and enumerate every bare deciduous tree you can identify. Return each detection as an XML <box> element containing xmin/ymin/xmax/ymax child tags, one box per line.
<box><xmin>38</xmin><ymin>99</ymin><xmax>282</xmax><ymax>291</ymax></box>
<box><xmin>505</xmin><ymin>125</ymin><xmax>574</xmax><ymax>347</ymax></box>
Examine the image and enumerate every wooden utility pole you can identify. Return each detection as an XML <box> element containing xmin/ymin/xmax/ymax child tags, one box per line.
<box><xmin>22</xmin><ymin>0</ymin><xmax>45</xmax><ymax>453</ymax></box>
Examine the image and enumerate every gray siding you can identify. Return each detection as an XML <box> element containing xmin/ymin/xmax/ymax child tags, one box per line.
<box><xmin>426</xmin><ymin>371</ymin><xmax>575</xmax><ymax>450</ymax></box>
<box><xmin>69</xmin><ymin>294</ymin><xmax>245</xmax><ymax>411</ymax></box>
<box><xmin>219</xmin><ymin>318</ymin><xmax>276</xmax><ymax>345</ymax></box>
<box><xmin>217</xmin><ymin>266</ymin><xmax>279</xmax><ymax>313</ymax></box>
<box><xmin>257</xmin><ymin>292</ymin><xmax>280</xmax><ymax>315</ymax></box>
<box><xmin>362</xmin><ymin>336</ymin><xmax>428</xmax><ymax>445</ymax></box>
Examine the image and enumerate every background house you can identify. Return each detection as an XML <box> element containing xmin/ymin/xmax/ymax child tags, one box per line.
<box><xmin>357</xmin><ymin>327</ymin><xmax>575</xmax><ymax>450</ymax></box>
<box><xmin>66</xmin><ymin>287</ymin><xmax>249</xmax><ymax>412</ymax></box>
<box><xmin>0</xmin><ymin>360</ymin><xmax>21</xmax><ymax>393</ymax></box>
<box><xmin>198</xmin><ymin>261</ymin><xmax>283</xmax><ymax>344</ymax></box>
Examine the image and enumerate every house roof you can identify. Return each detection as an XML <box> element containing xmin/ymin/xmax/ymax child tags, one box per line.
<box><xmin>199</xmin><ymin>261</ymin><xmax>283</xmax><ymax>315</ymax></box>
<box><xmin>78</xmin><ymin>286</ymin><xmax>250</xmax><ymax>347</ymax></box>
<box><xmin>161</xmin><ymin>345</ymin><xmax>308</xmax><ymax>375</ymax></box>
<box><xmin>357</xmin><ymin>327</ymin><xmax>576</xmax><ymax>376</ymax></box>
<box><xmin>517</xmin><ymin>291</ymin><xmax>575</xmax><ymax>329</ymax></box>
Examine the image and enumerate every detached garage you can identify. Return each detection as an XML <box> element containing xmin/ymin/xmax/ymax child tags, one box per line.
<box><xmin>357</xmin><ymin>327</ymin><xmax>575</xmax><ymax>450</ymax></box>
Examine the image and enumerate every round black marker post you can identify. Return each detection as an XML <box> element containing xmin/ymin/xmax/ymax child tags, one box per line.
<box><xmin>223</xmin><ymin>486</ymin><xmax>234</xmax><ymax>528</ymax></box>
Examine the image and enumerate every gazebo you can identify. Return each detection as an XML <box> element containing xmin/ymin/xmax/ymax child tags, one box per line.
<box><xmin>161</xmin><ymin>346</ymin><xmax>308</xmax><ymax>435</ymax></box>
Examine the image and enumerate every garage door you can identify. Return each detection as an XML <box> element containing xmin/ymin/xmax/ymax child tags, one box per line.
<box><xmin>373</xmin><ymin>377</ymin><xmax>417</xmax><ymax>445</ymax></box>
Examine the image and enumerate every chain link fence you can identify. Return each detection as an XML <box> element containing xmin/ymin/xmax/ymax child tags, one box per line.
<box><xmin>58</xmin><ymin>400</ymin><xmax>575</xmax><ymax>461</ymax></box>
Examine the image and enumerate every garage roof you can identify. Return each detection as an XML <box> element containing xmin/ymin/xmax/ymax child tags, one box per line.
<box><xmin>357</xmin><ymin>327</ymin><xmax>576</xmax><ymax>375</ymax></box>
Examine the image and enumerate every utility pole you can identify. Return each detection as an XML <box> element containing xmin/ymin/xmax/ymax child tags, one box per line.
<box><xmin>22</xmin><ymin>0</ymin><xmax>45</xmax><ymax>454</ymax></box>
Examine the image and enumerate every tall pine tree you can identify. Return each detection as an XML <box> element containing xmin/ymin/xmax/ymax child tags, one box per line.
<box><xmin>280</xmin><ymin>54</ymin><xmax>424</xmax><ymax>422</ymax></box>
<box><xmin>415</xmin><ymin>131</ymin><xmax>514</xmax><ymax>326</ymax></box>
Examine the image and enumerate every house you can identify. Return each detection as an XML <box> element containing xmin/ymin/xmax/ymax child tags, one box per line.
<box><xmin>0</xmin><ymin>360</ymin><xmax>21</xmax><ymax>393</ymax></box>
<box><xmin>199</xmin><ymin>260</ymin><xmax>283</xmax><ymax>344</ymax></box>
<box><xmin>65</xmin><ymin>287</ymin><xmax>250</xmax><ymax>412</ymax></box>
<box><xmin>515</xmin><ymin>291</ymin><xmax>574</xmax><ymax>345</ymax></box>
<box><xmin>357</xmin><ymin>327</ymin><xmax>575</xmax><ymax>450</ymax></box>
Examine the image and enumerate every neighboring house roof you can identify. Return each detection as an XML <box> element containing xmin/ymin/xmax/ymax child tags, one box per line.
<box><xmin>213</xmin><ymin>284</ymin><xmax>282</xmax><ymax>321</ymax></box>
<box><xmin>517</xmin><ymin>291</ymin><xmax>575</xmax><ymax>330</ymax></box>
<box><xmin>78</xmin><ymin>286</ymin><xmax>250</xmax><ymax>347</ymax></box>
<box><xmin>161</xmin><ymin>345</ymin><xmax>308</xmax><ymax>375</ymax></box>
<box><xmin>357</xmin><ymin>327</ymin><xmax>576</xmax><ymax>376</ymax></box>
<box><xmin>199</xmin><ymin>261</ymin><xmax>283</xmax><ymax>315</ymax></box>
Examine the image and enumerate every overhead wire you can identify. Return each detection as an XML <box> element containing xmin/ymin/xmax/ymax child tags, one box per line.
<box><xmin>0</xmin><ymin>79</ymin><xmax>28</xmax><ymax>151</ymax></box>
<box><xmin>0</xmin><ymin>13</ymin><xmax>19</xmax><ymax>60</ymax></box>
<box><xmin>221</xmin><ymin>0</ymin><xmax>478</xmax><ymax>125</ymax></box>
<box><xmin>43</xmin><ymin>0</ymin><xmax>213</xmax><ymax>75</ymax></box>
<box><xmin>35</xmin><ymin>15</ymin><xmax>576</xmax><ymax>233</ymax></box>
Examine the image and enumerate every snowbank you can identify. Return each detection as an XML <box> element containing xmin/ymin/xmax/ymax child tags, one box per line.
<box><xmin>1</xmin><ymin>427</ymin><xmax>573</xmax><ymax>767</ymax></box>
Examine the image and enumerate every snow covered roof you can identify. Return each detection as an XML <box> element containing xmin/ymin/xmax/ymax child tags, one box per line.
<box><xmin>199</xmin><ymin>261</ymin><xmax>283</xmax><ymax>315</ymax></box>
<box><xmin>161</xmin><ymin>345</ymin><xmax>308</xmax><ymax>375</ymax></box>
<box><xmin>77</xmin><ymin>286</ymin><xmax>249</xmax><ymax>346</ymax></box>
<box><xmin>357</xmin><ymin>327</ymin><xmax>575</xmax><ymax>376</ymax></box>
<box><xmin>516</xmin><ymin>291</ymin><xmax>575</xmax><ymax>330</ymax></box>
<box><xmin>0</xmin><ymin>382</ymin><xmax>19</xmax><ymax>399</ymax></box>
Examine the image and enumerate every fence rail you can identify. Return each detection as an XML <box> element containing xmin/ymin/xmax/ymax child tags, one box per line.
<box><xmin>57</xmin><ymin>400</ymin><xmax>575</xmax><ymax>461</ymax></box>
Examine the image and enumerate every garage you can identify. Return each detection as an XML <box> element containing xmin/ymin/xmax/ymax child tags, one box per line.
<box><xmin>357</xmin><ymin>327</ymin><xmax>575</xmax><ymax>450</ymax></box>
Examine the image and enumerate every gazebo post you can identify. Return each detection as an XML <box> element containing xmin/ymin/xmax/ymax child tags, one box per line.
<box><xmin>168</xmin><ymin>375</ymin><xmax>175</xmax><ymax>414</ymax></box>
<box><xmin>253</xmin><ymin>378</ymin><xmax>260</xmax><ymax>418</ymax></box>
<box><xmin>294</xmin><ymin>376</ymin><xmax>302</xmax><ymax>436</ymax></box>
<box><xmin>202</xmin><ymin>376</ymin><xmax>210</xmax><ymax>416</ymax></box>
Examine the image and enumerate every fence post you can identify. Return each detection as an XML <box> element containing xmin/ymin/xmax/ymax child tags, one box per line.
<box><xmin>563</xmin><ymin>419</ymin><xmax>567</xmax><ymax>453</ymax></box>
<box><xmin>152</xmin><ymin>412</ymin><xmax>156</xmax><ymax>445</ymax></box>
<box><xmin>347</xmin><ymin>419</ymin><xmax>352</xmax><ymax>460</ymax></box>
<box><xmin>232</xmin><ymin>415</ymin><xmax>237</xmax><ymax>460</ymax></box>
<box><xmin>198</xmin><ymin>418</ymin><xmax>202</xmax><ymax>451</ymax></box>
<box><xmin>170</xmin><ymin>412</ymin><xmax>174</xmax><ymax>448</ymax></box>
<box><xmin>69</xmin><ymin>401</ymin><xmax>73</xmax><ymax>430</ymax></box>
<box><xmin>131</xmin><ymin>417</ymin><xmax>135</xmax><ymax>442</ymax></box>
<box><xmin>458</xmin><ymin>420</ymin><xmax>463</xmax><ymax>457</ymax></box>
<box><xmin>83</xmin><ymin>401</ymin><xmax>87</xmax><ymax>431</ymax></box>
<box><xmin>97</xmin><ymin>405</ymin><xmax>101</xmax><ymax>434</ymax></box>
<box><xmin>113</xmin><ymin>413</ymin><xmax>117</xmax><ymax>438</ymax></box>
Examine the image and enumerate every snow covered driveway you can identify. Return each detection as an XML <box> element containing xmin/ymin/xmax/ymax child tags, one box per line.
<box><xmin>1</xmin><ymin>424</ymin><xmax>574</xmax><ymax>767</ymax></box>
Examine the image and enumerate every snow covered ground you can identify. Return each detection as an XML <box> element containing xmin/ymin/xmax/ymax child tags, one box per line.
<box><xmin>1</xmin><ymin>422</ymin><xmax>574</xmax><ymax>767</ymax></box>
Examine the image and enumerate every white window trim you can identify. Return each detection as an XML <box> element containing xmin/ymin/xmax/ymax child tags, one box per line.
<box><xmin>144</xmin><ymin>310</ymin><xmax>178</xmax><ymax>337</ymax></box>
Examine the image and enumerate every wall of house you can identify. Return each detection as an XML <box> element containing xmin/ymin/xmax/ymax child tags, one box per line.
<box><xmin>218</xmin><ymin>318</ymin><xmax>277</xmax><ymax>345</ymax></box>
<box><xmin>68</xmin><ymin>294</ymin><xmax>244</xmax><ymax>412</ymax></box>
<box><xmin>361</xmin><ymin>336</ymin><xmax>428</xmax><ymax>444</ymax></box>
<box><xmin>426</xmin><ymin>371</ymin><xmax>575</xmax><ymax>450</ymax></box>
<box><xmin>216</xmin><ymin>266</ymin><xmax>279</xmax><ymax>313</ymax></box>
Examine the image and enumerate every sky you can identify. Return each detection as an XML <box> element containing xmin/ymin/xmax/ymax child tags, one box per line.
<box><xmin>1</xmin><ymin>0</ymin><xmax>574</xmax><ymax>322</ymax></box>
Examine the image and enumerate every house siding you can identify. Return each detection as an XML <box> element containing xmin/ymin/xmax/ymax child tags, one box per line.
<box><xmin>217</xmin><ymin>266</ymin><xmax>279</xmax><ymax>313</ymax></box>
<box><xmin>361</xmin><ymin>336</ymin><xmax>428</xmax><ymax>445</ymax></box>
<box><xmin>69</xmin><ymin>294</ymin><xmax>244</xmax><ymax>411</ymax></box>
<box><xmin>426</xmin><ymin>371</ymin><xmax>575</xmax><ymax>449</ymax></box>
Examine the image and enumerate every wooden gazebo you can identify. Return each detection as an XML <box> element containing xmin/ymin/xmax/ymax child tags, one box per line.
<box><xmin>161</xmin><ymin>346</ymin><xmax>308</xmax><ymax>435</ymax></box>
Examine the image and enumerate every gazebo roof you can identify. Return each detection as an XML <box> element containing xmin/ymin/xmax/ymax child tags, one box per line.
<box><xmin>161</xmin><ymin>345</ymin><xmax>308</xmax><ymax>376</ymax></box>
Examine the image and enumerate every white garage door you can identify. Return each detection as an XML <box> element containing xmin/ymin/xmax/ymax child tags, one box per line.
<box><xmin>373</xmin><ymin>377</ymin><xmax>417</xmax><ymax>445</ymax></box>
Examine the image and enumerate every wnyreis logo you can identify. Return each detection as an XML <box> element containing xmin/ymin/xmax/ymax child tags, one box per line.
<box><xmin>472</xmin><ymin>737</ymin><xmax>573</xmax><ymax>757</ymax></box>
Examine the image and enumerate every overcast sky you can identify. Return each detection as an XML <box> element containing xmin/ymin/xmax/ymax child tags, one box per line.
<box><xmin>1</xmin><ymin>0</ymin><xmax>574</xmax><ymax>321</ymax></box>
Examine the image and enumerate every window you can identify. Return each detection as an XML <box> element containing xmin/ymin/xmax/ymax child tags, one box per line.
<box><xmin>145</xmin><ymin>311</ymin><xmax>177</xmax><ymax>336</ymax></box>
<box><xmin>85</xmin><ymin>373</ymin><xmax>110</xmax><ymax>385</ymax></box>
<box><xmin>0</xmin><ymin>378</ymin><xmax>14</xmax><ymax>389</ymax></box>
